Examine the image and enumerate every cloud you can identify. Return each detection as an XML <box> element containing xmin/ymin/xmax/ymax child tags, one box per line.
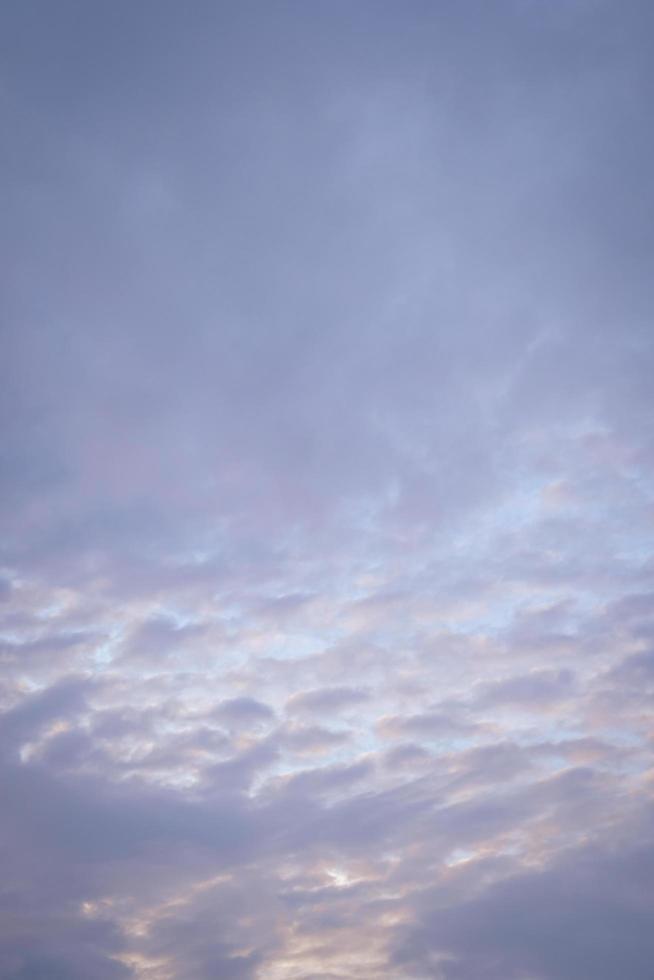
<box><xmin>393</xmin><ymin>830</ymin><xmax>654</xmax><ymax>980</ymax></box>
<box><xmin>286</xmin><ymin>687</ymin><xmax>371</xmax><ymax>716</ymax></box>
<box><xmin>0</xmin><ymin>676</ymin><xmax>92</xmax><ymax>758</ymax></box>
<box><xmin>211</xmin><ymin>697</ymin><xmax>276</xmax><ymax>730</ymax></box>
<box><xmin>477</xmin><ymin>668</ymin><xmax>577</xmax><ymax>709</ymax></box>
<box><xmin>279</xmin><ymin>724</ymin><xmax>351</xmax><ymax>756</ymax></box>
<box><xmin>378</xmin><ymin>710</ymin><xmax>479</xmax><ymax>742</ymax></box>
<box><xmin>1</xmin><ymin>0</ymin><xmax>653</xmax><ymax>976</ymax></box>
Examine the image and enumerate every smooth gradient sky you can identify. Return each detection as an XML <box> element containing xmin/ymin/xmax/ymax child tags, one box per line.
<box><xmin>2</xmin><ymin>2</ymin><xmax>654</xmax><ymax>978</ymax></box>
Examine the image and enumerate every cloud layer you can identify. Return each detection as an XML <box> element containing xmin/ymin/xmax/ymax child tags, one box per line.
<box><xmin>2</xmin><ymin>2</ymin><xmax>653</xmax><ymax>978</ymax></box>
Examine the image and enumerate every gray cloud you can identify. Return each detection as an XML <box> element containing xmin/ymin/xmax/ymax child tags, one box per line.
<box><xmin>1</xmin><ymin>0</ymin><xmax>653</xmax><ymax>976</ymax></box>
<box><xmin>477</xmin><ymin>668</ymin><xmax>577</xmax><ymax>709</ymax></box>
<box><xmin>211</xmin><ymin>696</ymin><xmax>276</xmax><ymax>729</ymax></box>
<box><xmin>393</xmin><ymin>831</ymin><xmax>654</xmax><ymax>980</ymax></box>
<box><xmin>286</xmin><ymin>687</ymin><xmax>371</xmax><ymax>716</ymax></box>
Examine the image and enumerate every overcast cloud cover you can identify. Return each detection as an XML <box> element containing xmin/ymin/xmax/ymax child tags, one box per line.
<box><xmin>2</xmin><ymin>1</ymin><xmax>654</xmax><ymax>977</ymax></box>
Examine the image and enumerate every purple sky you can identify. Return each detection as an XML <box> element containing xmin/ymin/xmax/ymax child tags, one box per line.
<box><xmin>2</xmin><ymin>2</ymin><xmax>654</xmax><ymax>978</ymax></box>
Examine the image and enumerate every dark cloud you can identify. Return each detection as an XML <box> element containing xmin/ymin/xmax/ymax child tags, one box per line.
<box><xmin>477</xmin><ymin>668</ymin><xmax>577</xmax><ymax>709</ymax></box>
<box><xmin>607</xmin><ymin>649</ymin><xmax>654</xmax><ymax>688</ymax></box>
<box><xmin>211</xmin><ymin>696</ymin><xmax>276</xmax><ymax>729</ymax></box>
<box><xmin>286</xmin><ymin>687</ymin><xmax>371</xmax><ymax>716</ymax></box>
<box><xmin>0</xmin><ymin>676</ymin><xmax>91</xmax><ymax>757</ymax></box>
<box><xmin>122</xmin><ymin>614</ymin><xmax>208</xmax><ymax>663</ymax></box>
<box><xmin>378</xmin><ymin>710</ymin><xmax>479</xmax><ymax>742</ymax></box>
<box><xmin>393</xmin><ymin>833</ymin><xmax>654</xmax><ymax>980</ymax></box>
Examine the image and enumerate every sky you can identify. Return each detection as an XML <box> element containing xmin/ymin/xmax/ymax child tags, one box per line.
<box><xmin>1</xmin><ymin>1</ymin><xmax>654</xmax><ymax>977</ymax></box>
